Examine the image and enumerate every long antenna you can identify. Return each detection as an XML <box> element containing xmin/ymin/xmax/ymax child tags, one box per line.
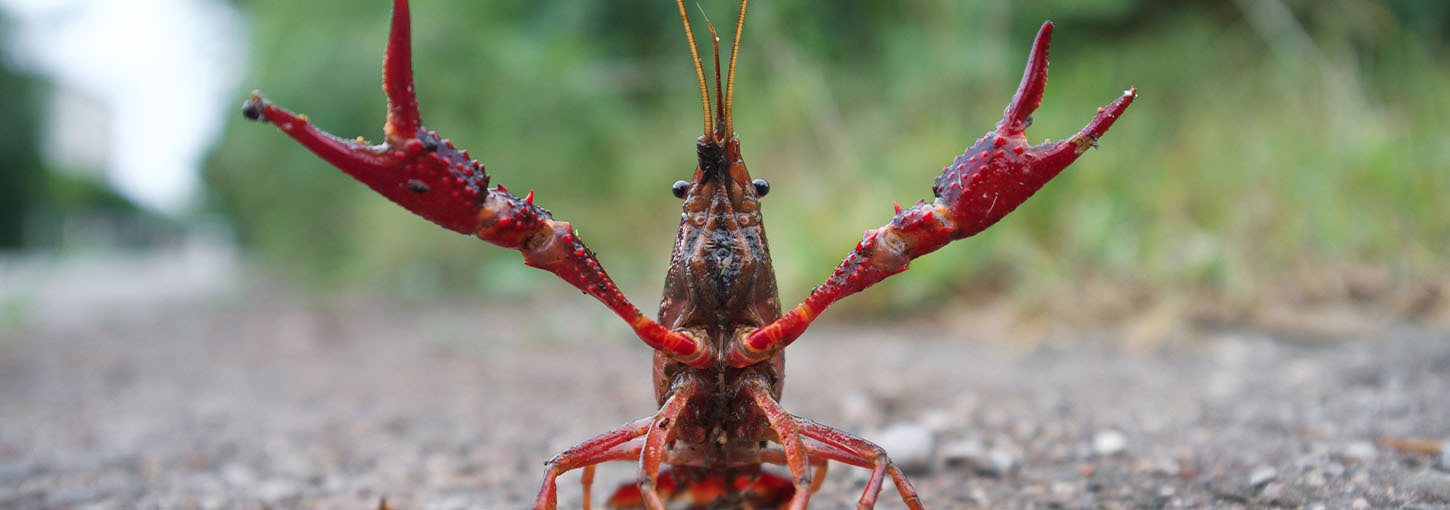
<box><xmin>675</xmin><ymin>0</ymin><xmax>712</xmax><ymax>140</ymax></box>
<box><xmin>726</xmin><ymin>0</ymin><xmax>747</xmax><ymax>137</ymax></box>
<box><xmin>699</xmin><ymin>6</ymin><xmax>726</xmax><ymax>139</ymax></box>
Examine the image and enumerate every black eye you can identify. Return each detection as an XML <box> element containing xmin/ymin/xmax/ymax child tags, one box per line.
<box><xmin>671</xmin><ymin>180</ymin><xmax>690</xmax><ymax>199</ymax></box>
<box><xmin>752</xmin><ymin>178</ymin><xmax>770</xmax><ymax>197</ymax></box>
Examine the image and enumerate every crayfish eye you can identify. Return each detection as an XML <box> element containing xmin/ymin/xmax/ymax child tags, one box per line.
<box><xmin>751</xmin><ymin>178</ymin><xmax>770</xmax><ymax>197</ymax></box>
<box><xmin>671</xmin><ymin>180</ymin><xmax>690</xmax><ymax>199</ymax></box>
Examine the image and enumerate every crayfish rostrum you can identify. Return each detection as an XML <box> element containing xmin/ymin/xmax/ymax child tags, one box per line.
<box><xmin>242</xmin><ymin>1</ymin><xmax>1135</xmax><ymax>508</ymax></box>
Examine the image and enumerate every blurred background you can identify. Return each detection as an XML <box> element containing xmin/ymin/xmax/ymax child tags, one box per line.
<box><xmin>1</xmin><ymin>0</ymin><xmax>1447</xmax><ymax>337</ymax></box>
<box><xmin>3</xmin><ymin>1</ymin><xmax>1450</xmax><ymax>508</ymax></box>
<box><xmin>5</xmin><ymin>0</ymin><xmax>1449</xmax><ymax>341</ymax></box>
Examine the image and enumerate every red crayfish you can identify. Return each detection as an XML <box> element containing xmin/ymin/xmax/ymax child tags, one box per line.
<box><xmin>242</xmin><ymin>1</ymin><xmax>1134</xmax><ymax>508</ymax></box>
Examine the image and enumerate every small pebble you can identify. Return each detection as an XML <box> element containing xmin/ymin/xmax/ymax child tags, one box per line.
<box><xmin>258</xmin><ymin>479</ymin><xmax>297</xmax><ymax>501</ymax></box>
<box><xmin>1304</xmin><ymin>469</ymin><xmax>1326</xmax><ymax>488</ymax></box>
<box><xmin>877</xmin><ymin>422</ymin><xmax>935</xmax><ymax>474</ymax></box>
<box><xmin>1351</xmin><ymin>497</ymin><xmax>1370</xmax><ymax>509</ymax></box>
<box><xmin>970</xmin><ymin>487</ymin><xmax>989</xmax><ymax>506</ymax></box>
<box><xmin>941</xmin><ymin>439</ymin><xmax>987</xmax><ymax>472</ymax></box>
<box><xmin>1248</xmin><ymin>465</ymin><xmax>1278</xmax><ymax>488</ymax></box>
<box><xmin>1351</xmin><ymin>471</ymin><xmax>1369</xmax><ymax>486</ymax></box>
<box><xmin>1440</xmin><ymin>441</ymin><xmax>1450</xmax><ymax>471</ymax></box>
<box><xmin>941</xmin><ymin>437</ymin><xmax>985</xmax><ymax>466</ymax></box>
<box><xmin>941</xmin><ymin>438</ymin><xmax>1018</xmax><ymax>477</ymax></box>
<box><xmin>1093</xmin><ymin>429</ymin><xmax>1128</xmax><ymax>457</ymax></box>
<box><xmin>919</xmin><ymin>408</ymin><xmax>953</xmax><ymax>432</ymax></box>
<box><xmin>1135</xmin><ymin>456</ymin><xmax>1180</xmax><ymax>476</ymax></box>
<box><xmin>840</xmin><ymin>391</ymin><xmax>876</xmax><ymax>424</ymax></box>
<box><xmin>1340</xmin><ymin>440</ymin><xmax>1377</xmax><ymax>462</ymax></box>
<box><xmin>222</xmin><ymin>463</ymin><xmax>257</xmax><ymax>486</ymax></box>
<box><xmin>987</xmin><ymin>448</ymin><xmax>1021</xmax><ymax>476</ymax></box>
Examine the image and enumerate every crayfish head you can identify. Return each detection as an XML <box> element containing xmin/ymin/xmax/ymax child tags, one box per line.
<box><xmin>660</xmin><ymin>135</ymin><xmax>779</xmax><ymax>343</ymax></box>
<box><xmin>658</xmin><ymin>0</ymin><xmax>779</xmax><ymax>347</ymax></box>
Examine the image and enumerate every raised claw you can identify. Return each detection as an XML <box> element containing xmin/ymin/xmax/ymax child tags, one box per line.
<box><xmin>243</xmin><ymin>0</ymin><xmax>711</xmax><ymax>368</ymax></box>
<box><xmin>730</xmin><ymin>21</ymin><xmax>1136</xmax><ymax>366</ymax></box>
<box><xmin>242</xmin><ymin>92</ymin><xmax>495</xmax><ymax>238</ymax></box>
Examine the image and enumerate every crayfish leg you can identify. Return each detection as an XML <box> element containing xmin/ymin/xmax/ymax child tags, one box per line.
<box><xmin>635</xmin><ymin>377</ymin><xmax>700</xmax><ymax>510</ymax></box>
<box><xmin>533</xmin><ymin>419</ymin><xmax>653</xmax><ymax>510</ymax></box>
<box><xmin>746</xmin><ymin>379</ymin><xmax>813</xmax><ymax>510</ymax></box>
<box><xmin>758</xmin><ymin>447</ymin><xmax>829</xmax><ymax>494</ymax></box>
<box><xmin>791</xmin><ymin>419</ymin><xmax>924</xmax><ymax>510</ymax></box>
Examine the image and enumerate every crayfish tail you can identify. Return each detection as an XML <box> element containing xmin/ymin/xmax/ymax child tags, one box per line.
<box><xmin>603</xmin><ymin>467</ymin><xmax>794</xmax><ymax>510</ymax></box>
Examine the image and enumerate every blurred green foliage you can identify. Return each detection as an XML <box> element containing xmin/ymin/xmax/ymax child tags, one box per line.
<box><xmin>206</xmin><ymin>0</ymin><xmax>1450</xmax><ymax>311</ymax></box>
<box><xmin>0</xmin><ymin>17</ymin><xmax>176</xmax><ymax>252</ymax></box>
<box><xmin>0</xmin><ymin>22</ymin><xmax>43</xmax><ymax>249</ymax></box>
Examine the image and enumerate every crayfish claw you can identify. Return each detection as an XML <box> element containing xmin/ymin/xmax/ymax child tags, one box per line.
<box><xmin>246</xmin><ymin>0</ymin><xmax>709</xmax><ymax>370</ymax></box>
<box><xmin>736</xmin><ymin>22</ymin><xmax>1134</xmax><ymax>365</ymax></box>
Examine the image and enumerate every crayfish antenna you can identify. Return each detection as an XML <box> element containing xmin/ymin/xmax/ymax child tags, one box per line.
<box><xmin>383</xmin><ymin>0</ymin><xmax>421</xmax><ymax>140</ymax></box>
<box><xmin>700</xmin><ymin>6</ymin><xmax>728</xmax><ymax>140</ymax></box>
<box><xmin>725</xmin><ymin>0</ymin><xmax>748</xmax><ymax>137</ymax></box>
<box><xmin>997</xmin><ymin>21</ymin><xmax>1053</xmax><ymax>137</ymax></box>
<box><xmin>676</xmin><ymin>0</ymin><xmax>713</xmax><ymax>141</ymax></box>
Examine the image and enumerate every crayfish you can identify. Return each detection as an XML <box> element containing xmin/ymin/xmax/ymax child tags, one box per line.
<box><xmin>242</xmin><ymin>0</ymin><xmax>1134</xmax><ymax>508</ymax></box>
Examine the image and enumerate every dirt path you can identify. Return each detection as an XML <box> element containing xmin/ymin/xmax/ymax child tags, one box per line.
<box><xmin>2</xmin><ymin>291</ymin><xmax>1448</xmax><ymax>509</ymax></box>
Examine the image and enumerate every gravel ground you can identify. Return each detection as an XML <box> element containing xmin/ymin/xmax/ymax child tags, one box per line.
<box><xmin>2</xmin><ymin>289</ymin><xmax>1448</xmax><ymax>510</ymax></box>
